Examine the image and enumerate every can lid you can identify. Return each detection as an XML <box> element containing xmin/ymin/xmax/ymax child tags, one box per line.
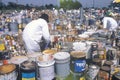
<box><xmin>0</xmin><ymin>64</ymin><xmax>16</xmax><ymax>74</ymax></box>
<box><xmin>54</xmin><ymin>52</ymin><xmax>70</xmax><ymax>60</ymax></box>
<box><xmin>10</xmin><ymin>56</ymin><xmax>28</xmax><ymax>64</ymax></box>
<box><xmin>70</xmin><ymin>51</ymin><xmax>86</xmax><ymax>58</ymax></box>
<box><xmin>89</xmin><ymin>65</ymin><xmax>98</xmax><ymax>69</ymax></box>
<box><xmin>101</xmin><ymin>66</ymin><xmax>110</xmax><ymax>71</ymax></box>
<box><xmin>92</xmin><ymin>58</ymin><xmax>101</xmax><ymax>63</ymax></box>
<box><xmin>21</xmin><ymin>60</ymin><xmax>36</xmax><ymax>70</ymax></box>
<box><xmin>38</xmin><ymin>60</ymin><xmax>55</xmax><ymax>67</ymax></box>
<box><xmin>27</xmin><ymin>52</ymin><xmax>42</xmax><ymax>58</ymax></box>
<box><xmin>104</xmin><ymin>61</ymin><xmax>113</xmax><ymax>65</ymax></box>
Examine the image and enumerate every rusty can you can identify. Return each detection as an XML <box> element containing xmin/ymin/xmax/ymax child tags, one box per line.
<box><xmin>104</xmin><ymin>61</ymin><xmax>113</xmax><ymax>67</ymax></box>
<box><xmin>100</xmin><ymin>66</ymin><xmax>111</xmax><ymax>80</ymax></box>
<box><xmin>87</xmin><ymin>65</ymin><xmax>100</xmax><ymax>80</ymax></box>
<box><xmin>98</xmin><ymin>70</ymin><xmax>109</xmax><ymax>80</ymax></box>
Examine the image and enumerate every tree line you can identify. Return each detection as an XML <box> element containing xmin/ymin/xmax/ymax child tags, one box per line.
<box><xmin>0</xmin><ymin>0</ymin><xmax>118</xmax><ymax>10</ymax></box>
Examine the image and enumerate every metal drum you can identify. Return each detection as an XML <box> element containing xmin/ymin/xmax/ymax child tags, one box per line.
<box><xmin>10</xmin><ymin>56</ymin><xmax>28</xmax><ymax>80</ymax></box>
<box><xmin>37</xmin><ymin>54</ymin><xmax>55</xmax><ymax>80</ymax></box>
<box><xmin>20</xmin><ymin>60</ymin><xmax>37</xmax><ymax>80</ymax></box>
<box><xmin>0</xmin><ymin>64</ymin><xmax>17</xmax><ymax>80</ymax></box>
<box><xmin>54</xmin><ymin>52</ymin><xmax>70</xmax><ymax>78</ymax></box>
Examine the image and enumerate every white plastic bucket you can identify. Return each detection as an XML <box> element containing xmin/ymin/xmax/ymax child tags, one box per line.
<box><xmin>54</xmin><ymin>52</ymin><xmax>70</xmax><ymax>78</ymax></box>
<box><xmin>37</xmin><ymin>55</ymin><xmax>55</xmax><ymax>80</ymax></box>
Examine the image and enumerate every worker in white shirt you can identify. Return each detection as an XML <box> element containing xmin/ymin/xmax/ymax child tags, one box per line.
<box><xmin>22</xmin><ymin>13</ymin><xmax>51</xmax><ymax>53</ymax></box>
<box><xmin>100</xmin><ymin>16</ymin><xmax>118</xmax><ymax>46</ymax></box>
<box><xmin>101</xmin><ymin>16</ymin><xmax>118</xmax><ymax>31</ymax></box>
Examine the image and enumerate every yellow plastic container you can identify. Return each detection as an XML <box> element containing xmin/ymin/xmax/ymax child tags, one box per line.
<box><xmin>0</xmin><ymin>44</ymin><xmax>5</xmax><ymax>51</ymax></box>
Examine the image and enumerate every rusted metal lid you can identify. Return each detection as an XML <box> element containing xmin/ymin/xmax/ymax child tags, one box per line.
<box><xmin>70</xmin><ymin>51</ymin><xmax>86</xmax><ymax>58</ymax></box>
<box><xmin>92</xmin><ymin>58</ymin><xmax>101</xmax><ymax>63</ymax></box>
<box><xmin>104</xmin><ymin>61</ymin><xmax>113</xmax><ymax>66</ymax></box>
<box><xmin>101</xmin><ymin>66</ymin><xmax>110</xmax><ymax>72</ymax></box>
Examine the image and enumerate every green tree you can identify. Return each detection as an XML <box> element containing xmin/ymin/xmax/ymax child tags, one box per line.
<box><xmin>60</xmin><ymin>0</ymin><xmax>82</xmax><ymax>9</ymax></box>
<box><xmin>8</xmin><ymin>2</ymin><xmax>17</xmax><ymax>8</ymax></box>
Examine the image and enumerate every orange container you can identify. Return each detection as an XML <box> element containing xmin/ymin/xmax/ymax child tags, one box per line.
<box><xmin>3</xmin><ymin>60</ymin><xmax>8</xmax><ymax>65</ymax></box>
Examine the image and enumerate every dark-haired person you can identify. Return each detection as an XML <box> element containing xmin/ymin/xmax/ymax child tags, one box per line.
<box><xmin>22</xmin><ymin>13</ymin><xmax>51</xmax><ymax>53</ymax></box>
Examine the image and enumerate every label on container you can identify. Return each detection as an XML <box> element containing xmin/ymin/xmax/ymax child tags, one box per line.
<box><xmin>22</xmin><ymin>72</ymin><xmax>35</xmax><ymax>80</ymax></box>
<box><xmin>22</xmin><ymin>78</ymin><xmax>35</xmax><ymax>80</ymax></box>
<box><xmin>74</xmin><ymin>60</ymin><xmax>86</xmax><ymax>72</ymax></box>
<box><xmin>80</xmin><ymin>77</ymin><xmax>85</xmax><ymax>80</ymax></box>
<box><xmin>0</xmin><ymin>44</ymin><xmax>5</xmax><ymax>51</ymax></box>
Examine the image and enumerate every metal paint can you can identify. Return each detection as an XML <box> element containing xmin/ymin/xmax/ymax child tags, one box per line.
<box><xmin>70</xmin><ymin>51</ymin><xmax>86</xmax><ymax>73</ymax></box>
<box><xmin>0</xmin><ymin>64</ymin><xmax>17</xmax><ymax>80</ymax></box>
<box><xmin>70</xmin><ymin>51</ymin><xmax>86</xmax><ymax>80</ymax></box>
<box><xmin>87</xmin><ymin>65</ymin><xmax>99</xmax><ymax>80</ymax></box>
<box><xmin>20</xmin><ymin>61</ymin><xmax>37</xmax><ymax>80</ymax></box>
